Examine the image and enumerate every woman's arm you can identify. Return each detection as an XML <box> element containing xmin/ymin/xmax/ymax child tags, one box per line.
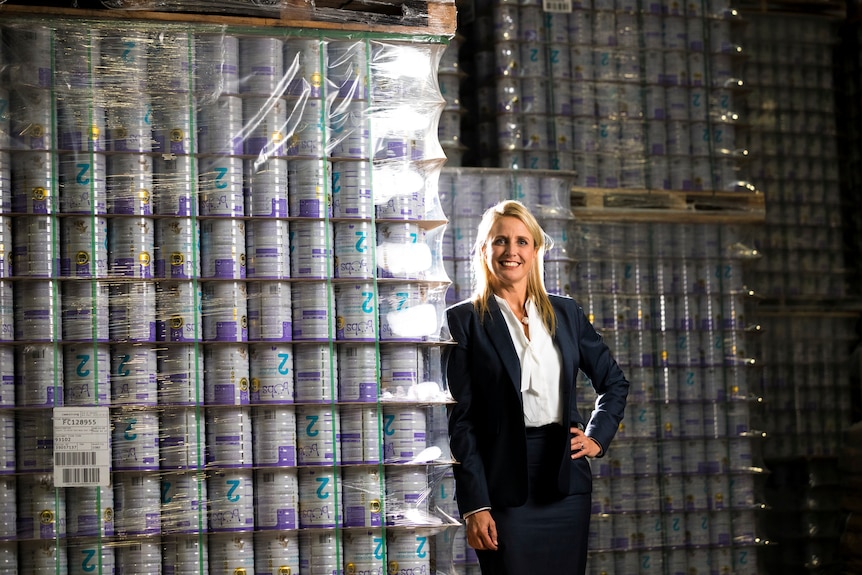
<box><xmin>574</xmin><ymin>303</ymin><xmax>630</xmax><ymax>455</ymax></box>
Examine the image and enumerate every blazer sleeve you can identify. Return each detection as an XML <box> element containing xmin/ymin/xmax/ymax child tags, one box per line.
<box><xmin>573</xmin><ymin>302</ymin><xmax>629</xmax><ymax>456</ymax></box>
<box><xmin>442</xmin><ymin>306</ymin><xmax>492</xmax><ymax>517</ymax></box>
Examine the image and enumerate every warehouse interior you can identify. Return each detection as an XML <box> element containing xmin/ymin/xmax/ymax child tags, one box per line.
<box><xmin>0</xmin><ymin>0</ymin><xmax>860</xmax><ymax>574</ymax></box>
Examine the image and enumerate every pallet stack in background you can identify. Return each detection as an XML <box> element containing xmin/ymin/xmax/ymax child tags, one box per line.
<box><xmin>453</xmin><ymin>0</ymin><xmax>747</xmax><ymax>195</ymax></box>
<box><xmin>739</xmin><ymin>12</ymin><xmax>855</xmax><ymax>575</ymax></box>
<box><xmin>0</xmin><ymin>3</ymin><xmax>463</xmax><ymax>573</ymax></box>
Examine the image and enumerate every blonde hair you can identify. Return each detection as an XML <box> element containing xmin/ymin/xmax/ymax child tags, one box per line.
<box><xmin>471</xmin><ymin>200</ymin><xmax>556</xmax><ymax>336</ymax></box>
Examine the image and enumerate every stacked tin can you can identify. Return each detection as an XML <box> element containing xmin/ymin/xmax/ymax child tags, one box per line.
<box><xmin>739</xmin><ymin>15</ymin><xmax>852</xmax><ymax>574</ymax></box>
<box><xmin>1</xmin><ymin>15</ymin><xmax>460</xmax><ymax>575</ymax></box>
<box><xmin>437</xmin><ymin>35</ymin><xmax>468</xmax><ymax>166</ymax></box>
<box><xmin>459</xmin><ymin>0</ymin><xmax>747</xmax><ymax>192</ymax></box>
<box><xmin>742</xmin><ymin>15</ymin><xmax>843</xmax><ymax>300</ymax></box>
<box><xmin>570</xmin><ymin>220</ymin><xmax>763</xmax><ymax>575</ymax></box>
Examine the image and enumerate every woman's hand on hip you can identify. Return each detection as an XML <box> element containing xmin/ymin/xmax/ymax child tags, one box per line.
<box><xmin>465</xmin><ymin>510</ymin><xmax>498</xmax><ymax>551</ymax></box>
<box><xmin>570</xmin><ymin>427</ymin><xmax>600</xmax><ymax>459</ymax></box>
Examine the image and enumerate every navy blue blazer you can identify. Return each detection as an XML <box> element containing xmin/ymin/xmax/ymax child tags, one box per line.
<box><xmin>443</xmin><ymin>293</ymin><xmax>629</xmax><ymax>516</ymax></box>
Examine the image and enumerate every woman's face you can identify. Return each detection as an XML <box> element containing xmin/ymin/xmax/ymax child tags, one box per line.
<box><xmin>483</xmin><ymin>215</ymin><xmax>537</xmax><ymax>292</ymax></box>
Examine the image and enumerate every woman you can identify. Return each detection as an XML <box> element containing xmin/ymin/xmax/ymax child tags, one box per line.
<box><xmin>443</xmin><ymin>200</ymin><xmax>629</xmax><ymax>574</ymax></box>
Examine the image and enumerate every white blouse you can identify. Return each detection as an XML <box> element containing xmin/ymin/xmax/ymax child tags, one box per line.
<box><xmin>494</xmin><ymin>295</ymin><xmax>563</xmax><ymax>427</ymax></box>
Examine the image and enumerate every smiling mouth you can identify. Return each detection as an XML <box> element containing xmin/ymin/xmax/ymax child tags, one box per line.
<box><xmin>500</xmin><ymin>261</ymin><xmax>520</xmax><ymax>267</ymax></box>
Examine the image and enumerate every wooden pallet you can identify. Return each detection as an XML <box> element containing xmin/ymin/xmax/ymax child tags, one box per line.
<box><xmin>571</xmin><ymin>187</ymin><xmax>766</xmax><ymax>223</ymax></box>
<box><xmin>0</xmin><ymin>0</ymin><xmax>456</xmax><ymax>37</ymax></box>
<box><xmin>735</xmin><ymin>0</ymin><xmax>846</xmax><ymax>17</ymax></box>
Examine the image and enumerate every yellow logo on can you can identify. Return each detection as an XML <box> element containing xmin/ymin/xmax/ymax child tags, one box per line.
<box><xmin>240</xmin><ymin>315</ymin><xmax>248</xmax><ymax>329</ymax></box>
<box><xmin>336</xmin><ymin>316</ymin><xmax>345</xmax><ymax>330</ymax></box>
<box><xmin>170</xmin><ymin>129</ymin><xmax>184</xmax><ymax>142</ymax></box>
<box><xmin>89</xmin><ymin>125</ymin><xmax>100</xmax><ymax>140</ymax></box>
<box><xmin>251</xmin><ymin>378</ymin><xmax>260</xmax><ymax>392</ymax></box>
<box><xmin>139</xmin><ymin>252</ymin><xmax>151</xmax><ymax>266</ymax></box>
<box><xmin>76</xmin><ymin>251</ymin><xmax>90</xmax><ymax>266</ymax></box>
<box><xmin>278</xmin><ymin>567</ymin><xmax>291</xmax><ymax>575</ymax></box>
<box><xmin>311</xmin><ymin>72</ymin><xmax>322</xmax><ymax>88</ymax></box>
<box><xmin>139</xmin><ymin>188</ymin><xmax>151</xmax><ymax>204</ymax></box>
<box><xmin>171</xmin><ymin>252</ymin><xmax>185</xmax><ymax>266</ymax></box>
<box><xmin>32</xmin><ymin>187</ymin><xmax>47</xmax><ymax>201</ymax></box>
<box><xmin>39</xmin><ymin>510</ymin><xmax>54</xmax><ymax>524</ymax></box>
<box><xmin>239</xmin><ymin>378</ymin><xmax>249</xmax><ymax>391</ymax></box>
<box><xmin>370</xmin><ymin>499</ymin><xmax>381</xmax><ymax>513</ymax></box>
<box><xmin>30</xmin><ymin>124</ymin><xmax>45</xmax><ymax>138</ymax></box>
<box><xmin>387</xmin><ymin>561</ymin><xmax>399</xmax><ymax>575</ymax></box>
<box><xmin>346</xmin><ymin>563</ymin><xmax>356</xmax><ymax>575</ymax></box>
<box><xmin>272</xmin><ymin>131</ymin><xmax>284</xmax><ymax>143</ymax></box>
<box><xmin>170</xmin><ymin>315</ymin><xmax>184</xmax><ymax>329</ymax></box>
<box><xmin>104</xmin><ymin>508</ymin><xmax>114</xmax><ymax>522</ymax></box>
<box><xmin>234</xmin><ymin>569</ymin><xmax>246</xmax><ymax>575</ymax></box>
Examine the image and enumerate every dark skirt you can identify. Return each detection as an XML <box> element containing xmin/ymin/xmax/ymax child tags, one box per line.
<box><xmin>476</xmin><ymin>423</ymin><xmax>591</xmax><ymax>575</ymax></box>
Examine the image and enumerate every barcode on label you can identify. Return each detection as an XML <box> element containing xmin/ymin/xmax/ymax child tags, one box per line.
<box><xmin>543</xmin><ymin>0</ymin><xmax>573</xmax><ymax>12</ymax></box>
<box><xmin>62</xmin><ymin>467</ymin><xmax>100</xmax><ymax>484</ymax></box>
<box><xmin>55</xmin><ymin>451</ymin><xmax>97</xmax><ymax>466</ymax></box>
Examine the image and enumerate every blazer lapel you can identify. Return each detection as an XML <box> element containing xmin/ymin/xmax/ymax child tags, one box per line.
<box><xmin>482</xmin><ymin>297</ymin><xmax>522</xmax><ymax>400</ymax></box>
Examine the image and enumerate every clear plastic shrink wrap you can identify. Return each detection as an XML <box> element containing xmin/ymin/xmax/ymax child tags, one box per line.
<box><xmin>99</xmin><ymin>0</ymin><xmax>453</xmax><ymax>34</ymax></box>
<box><xmin>0</xmin><ymin>12</ymin><xmax>461</xmax><ymax>575</ymax></box>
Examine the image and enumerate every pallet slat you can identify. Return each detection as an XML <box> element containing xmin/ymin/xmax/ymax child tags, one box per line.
<box><xmin>571</xmin><ymin>187</ymin><xmax>766</xmax><ymax>223</ymax></box>
<box><xmin>0</xmin><ymin>0</ymin><xmax>456</xmax><ymax>37</ymax></box>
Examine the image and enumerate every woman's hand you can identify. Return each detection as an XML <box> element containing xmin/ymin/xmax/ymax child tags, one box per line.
<box><xmin>570</xmin><ymin>427</ymin><xmax>600</xmax><ymax>459</ymax></box>
<box><xmin>465</xmin><ymin>510</ymin><xmax>498</xmax><ymax>551</ymax></box>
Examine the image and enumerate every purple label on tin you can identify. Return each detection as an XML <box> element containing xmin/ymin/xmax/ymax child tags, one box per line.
<box><xmin>345</xmin><ymin>506</ymin><xmax>368</xmax><ymax>527</ymax></box>
<box><xmin>175</xmin><ymin>197</ymin><xmax>193</xmax><ymax>217</ymax></box>
<box><xmin>298</xmin><ymin>199</ymin><xmax>322</xmax><ymax>217</ymax></box>
<box><xmin>359</xmin><ymin>383</ymin><xmax>377</xmax><ymax>401</ymax></box>
<box><xmin>40</xmin><ymin>521</ymin><xmax>56</xmax><ymax>539</ymax></box>
<box><xmin>245</xmin><ymin>137</ymin><xmax>270</xmax><ymax>157</ymax></box>
<box><xmin>75</xmin><ymin>261</ymin><xmax>92</xmax><ymax>277</ymax></box>
<box><xmin>113</xmin><ymin>257</ymin><xmax>133</xmax><ymax>276</ymax></box>
<box><xmin>215</xmin><ymin>321</ymin><xmax>247</xmax><ymax>341</ymax></box>
<box><xmin>12</xmin><ymin>194</ymin><xmax>49</xmax><ymax>214</ymax></box>
<box><xmin>169</xmin><ymin>325</ymin><xmax>190</xmax><ymax>341</ymax></box>
<box><xmin>213</xmin><ymin>258</ymin><xmax>244</xmax><ymax>278</ymax></box>
<box><xmin>111</xmin><ymin>197</ymin><xmax>152</xmax><ymax>215</ymax></box>
<box><xmin>113</xmin><ymin>139</ymin><xmax>131</xmax><ymax>152</ymax></box>
<box><xmin>38</xmin><ymin>68</ymin><xmax>51</xmax><ymax>88</ymax></box>
<box><xmin>278</xmin><ymin>445</ymin><xmax>295</xmax><ymax>466</ymax></box>
<box><xmin>277</xmin><ymin>509</ymin><xmax>297</xmax><ymax>530</ymax></box>
<box><xmin>213</xmin><ymin>384</ymin><xmax>241</xmax><ymax>404</ymax></box>
<box><xmin>260</xmin><ymin>198</ymin><xmax>288</xmax><ymax>217</ymax></box>
<box><xmin>171</xmin><ymin>262</ymin><xmax>190</xmax><ymax>279</ymax></box>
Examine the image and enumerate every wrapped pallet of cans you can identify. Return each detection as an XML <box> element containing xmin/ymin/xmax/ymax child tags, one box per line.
<box><xmin>0</xmin><ymin>9</ymin><xmax>459</xmax><ymax>575</ymax></box>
